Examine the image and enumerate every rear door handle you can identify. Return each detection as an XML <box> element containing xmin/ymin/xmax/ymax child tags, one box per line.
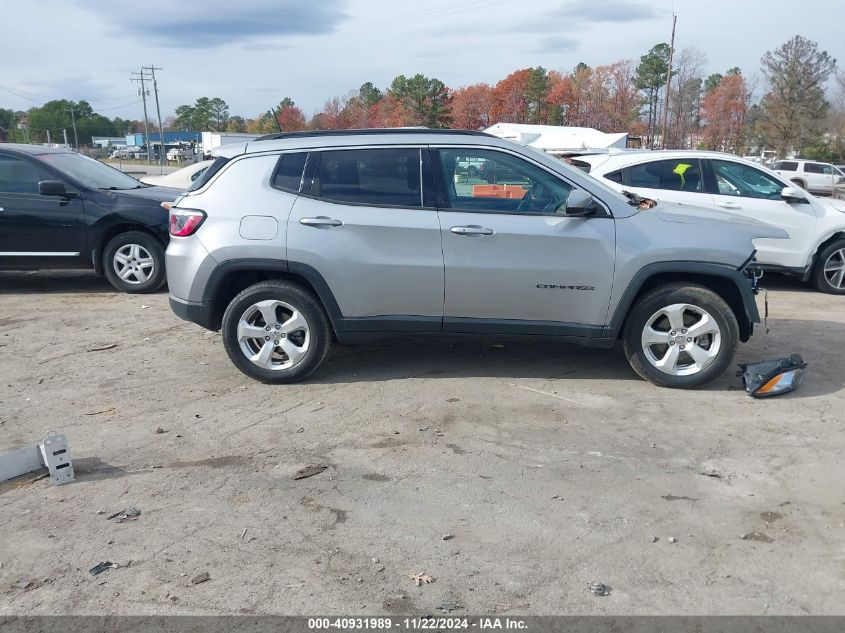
<box><xmin>717</xmin><ymin>202</ymin><xmax>741</xmax><ymax>210</ymax></box>
<box><xmin>300</xmin><ymin>216</ymin><xmax>343</xmax><ymax>227</ymax></box>
<box><xmin>450</xmin><ymin>225</ymin><xmax>494</xmax><ymax>236</ymax></box>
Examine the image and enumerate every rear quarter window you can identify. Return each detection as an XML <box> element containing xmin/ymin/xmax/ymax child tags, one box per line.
<box><xmin>188</xmin><ymin>156</ymin><xmax>229</xmax><ymax>191</ymax></box>
<box><xmin>603</xmin><ymin>170</ymin><xmax>623</xmax><ymax>183</ymax></box>
<box><xmin>774</xmin><ymin>161</ymin><xmax>798</xmax><ymax>171</ymax></box>
<box><xmin>271</xmin><ymin>152</ymin><xmax>308</xmax><ymax>193</ymax></box>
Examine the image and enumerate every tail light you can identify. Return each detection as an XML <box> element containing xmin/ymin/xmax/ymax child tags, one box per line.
<box><xmin>168</xmin><ymin>206</ymin><xmax>206</xmax><ymax>237</ymax></box>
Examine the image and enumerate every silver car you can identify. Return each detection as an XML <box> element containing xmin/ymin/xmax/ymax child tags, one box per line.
<box><xmin>165</xmin><ymin>129</ymin><xmax>784</xmax><ymax>388</ymax></box>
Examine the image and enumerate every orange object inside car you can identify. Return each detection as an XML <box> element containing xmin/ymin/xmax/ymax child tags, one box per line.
<box><xmin>471</xmin><ymin>184</ymin><xmax>526</xmax><ymax>199</ymax></box>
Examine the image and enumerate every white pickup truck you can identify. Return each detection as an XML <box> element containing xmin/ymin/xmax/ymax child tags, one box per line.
<box><xmin>166</xmin><ymin>146</ymin><xmax>193</xmax><ymax>162</ymax></box>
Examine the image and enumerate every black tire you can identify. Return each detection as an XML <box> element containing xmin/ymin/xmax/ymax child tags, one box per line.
<box><xmin>622</xmin><ymin>283</ymin><xmax>739</xmax><ymax>389</ymax></box>
<box><xmin>790</xmin><ymin>178</ymin><xmax>806</xmax><ymax>189</ymax></box>
<box><xmin>102</xmin><ymin>231</ymin><xmax>166</xmax><ymax>293</ymax></box>
<box><xmin>812</xmin><ymin>238</ymin><xmax>845</xmax><ymax>294</ymax></box>
<box><xmin>221</xmin><ymin>280</ymin><xmax>331</xmax><ymax>384</ymax></box>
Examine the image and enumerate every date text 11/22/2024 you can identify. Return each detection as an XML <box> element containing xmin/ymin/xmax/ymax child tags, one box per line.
<box><xmin>307</xmin><ymin>617</ymin><xmax>528</xmax><ymax>630</ymax></box>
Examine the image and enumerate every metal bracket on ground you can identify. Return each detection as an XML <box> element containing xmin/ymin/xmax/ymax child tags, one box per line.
<box><xmin>0</xmin><ymin>432</ymin><xmax>74</xmax><ymax>486</ymax></box>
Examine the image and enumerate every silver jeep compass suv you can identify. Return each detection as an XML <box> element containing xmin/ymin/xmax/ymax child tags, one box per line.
<box><xmin>165</xmin><ymin>129</ymin><xmax>784</xmax><ymax>388</ymax></box>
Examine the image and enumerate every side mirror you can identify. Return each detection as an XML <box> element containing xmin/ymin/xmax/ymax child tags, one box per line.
<box><xmin>781</xmin><ymin>186</ymin><xmax>806</xmax><ymax>202</ymax></box>
<box><xmin>562</xmin><ymin>189</ymin><xmax>596</xmax><ymax>216</ymax></box>
<box><xmin>38</xmin><ymin>180</ymin><xmax>68</xmax><ymax>197</ymax></box>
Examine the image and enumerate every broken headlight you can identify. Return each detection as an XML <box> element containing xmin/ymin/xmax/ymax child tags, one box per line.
<box><xmin>737</xmin><ymin>354</ymin><xmax>807</xmax><ymax>398</ymax></box>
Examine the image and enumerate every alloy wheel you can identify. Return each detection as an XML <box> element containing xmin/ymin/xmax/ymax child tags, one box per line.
<box><xmin>640</xmin><ymin>303</ymin><xmax>722</xmax><ymax>376</ymax></box>
<box><xmin>237</xmin><ymin>300</ymin><xmax>310</xmax><ymax>371</ymax></box>
<box><xmin>823</xmin><ymin>248</ymin><xmax>845</xmax><ymax>289</ymax></box>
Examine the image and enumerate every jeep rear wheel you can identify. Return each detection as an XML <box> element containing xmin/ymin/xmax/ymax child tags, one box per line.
<box><xmin>221</xmin><ymin>281</ymin><xmax>331</xmax><ymax>384</ymax></box>
<box><xmin>623</xmin><ymin>283</ymin><xmax>739</xmax><ymax>388</ymax></box>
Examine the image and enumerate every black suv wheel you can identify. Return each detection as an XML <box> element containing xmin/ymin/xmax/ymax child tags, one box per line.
<box><xmin>622</xmin><ymin>283</ymin><xmax>739</xmax><ymax>388</ymax></box>
<box><xmin>102</xmin><ymin>231</ymin><xmax>166</xmax><ymax>293</ymax></box>
<box><xmin>221</xmin><ymin>281</ymin><xmax>332</xmax><ymax>384</ymax></box>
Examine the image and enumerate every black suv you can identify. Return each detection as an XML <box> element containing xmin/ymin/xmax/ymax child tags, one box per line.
<box><xmin>0</xmin><ymin>144</ymin><xmax>181</xmax><ymax>292</ymax></box>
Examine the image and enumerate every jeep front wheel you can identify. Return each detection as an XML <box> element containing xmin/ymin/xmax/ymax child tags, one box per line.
<box><xmin>221</xmin><ymin>281</ymin><xmax>331</xmax><ymax>384</ymax></box>
<box><xmin>622</xmin><ymin>284</ymin><xmax>739</xmax><ymax>389</ymax></box>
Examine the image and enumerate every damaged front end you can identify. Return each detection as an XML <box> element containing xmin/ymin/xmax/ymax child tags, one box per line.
<box><xmin>738</xmin><ymin>250</ymin><xmax>764</xmax><ymax>294</ymax></box>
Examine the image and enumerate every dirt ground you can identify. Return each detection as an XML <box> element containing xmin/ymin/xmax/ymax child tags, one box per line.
<box><xmin>1</xmin><ymin>271</ymin><xmax>843</xmax><ymax>615</ymax></box>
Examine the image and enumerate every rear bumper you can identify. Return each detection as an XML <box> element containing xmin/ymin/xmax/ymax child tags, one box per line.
<box><xmin>169</xmin><ymin>295</ymin><xmax>216</xmax><ymax>330</ymax></box>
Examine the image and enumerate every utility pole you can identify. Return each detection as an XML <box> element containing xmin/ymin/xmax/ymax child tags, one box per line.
<box><xmin>68</xmin><ymin>104</ymin><xmax>79</xmax><ymax>150</ymax></box>
<box><xmin>143</xmin><ymin>65</ymin><xmax>166</xmax><ymax>173</ymax></box>
<box><xmin>660</xmin><ymin>13</ymin><xmax>677</xmax><ymax>150</ymax></box>
<box><xmin>46</xmin><ymin>130</ymin><xmax>51</xmax><ymax>144</ymax></box>
<box><xmin>130</xmin><ymin>70</ymin><xmax>152</xmax><ymax>165</ymax></box>
<box><xmin>63</xmin><ymin>128</ymin><xmax>68</xmax><ymax>146</ymax></box>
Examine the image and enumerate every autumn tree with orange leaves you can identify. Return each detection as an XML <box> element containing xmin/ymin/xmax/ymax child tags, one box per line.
<box><xmin>450</xmin><ymin>84</ymin><xmax>494</xmax><ymax>130</ymax></box>
<box><xmin>491</xmin><ymin>69</ymin><xmax>531</xmax><ymax>124</ymax></box>
<box><xmin>700</xmin><ymin>71</ymin><xmax>749</xmax><ymax>153</ymax></box>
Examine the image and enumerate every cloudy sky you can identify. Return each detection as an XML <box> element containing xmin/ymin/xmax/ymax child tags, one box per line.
<box><xmin>1</xmin><ymin>0</ymin><xmax>843</xmax><ymax>120</ymax></box>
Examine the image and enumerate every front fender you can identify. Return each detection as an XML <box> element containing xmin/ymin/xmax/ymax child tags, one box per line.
<box><xmin>604</xmin><ymin>260</ymin><xmax>760</xmax><ymax>340</ymax></box>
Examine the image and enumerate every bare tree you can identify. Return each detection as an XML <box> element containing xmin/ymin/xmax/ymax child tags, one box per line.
<box><xmin>667</xmin><ymin>47</ymin><xmax>706</xmax><ymax>148</ymax></box>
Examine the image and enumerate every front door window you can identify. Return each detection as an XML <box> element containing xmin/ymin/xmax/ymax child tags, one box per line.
<box><xmin>436</xmin><ymin>148</ymin><xmax>572</xmax><ymax>214</ymax></box>
<box><xmin>710</xmin><ymin>160</ymin><xmax>783</xmax><ymax>200</ymax></box>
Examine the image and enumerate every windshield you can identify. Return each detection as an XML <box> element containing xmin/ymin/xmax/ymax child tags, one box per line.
<box><xmin>35</xmin><ymin>152</ymin><xmax>144</xmax><ymax>190</ymax></box>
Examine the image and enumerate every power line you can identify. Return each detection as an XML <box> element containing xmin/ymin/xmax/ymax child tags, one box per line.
<box><xmin>0</xmin><ymin>83</ymin><xmax>138</xmax><ymax>113</ymax></box>
<box><xmin>0</xmin><ymin>84</ymin><xmax>42</xmax><ymax>102</ymax></box>
<box><xmin>96</xmin><ymin>98</ymin><xmax>143</xmax><ymax>112</ymax></box>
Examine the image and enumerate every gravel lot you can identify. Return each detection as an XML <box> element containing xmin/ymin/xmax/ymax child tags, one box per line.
<box><xmin>0</xmin><ymin>271</ymin><xmax>843</xmax><ymax>615</ymax></box>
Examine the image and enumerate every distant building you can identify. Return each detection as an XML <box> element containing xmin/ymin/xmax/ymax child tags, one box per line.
<box><xmin>484</xmin><ymin>123</ymin><xmax>629</xmax><ymax>155</ymax></box>
<box><xmin>125</xmin><ymin>131</ymin><xmax>201</xmax><ymax>147</ymax></box>
<box><xmin>91</xmin><ymin>136</ymin><xmax>126</xmax><ymax>148</ymax></box>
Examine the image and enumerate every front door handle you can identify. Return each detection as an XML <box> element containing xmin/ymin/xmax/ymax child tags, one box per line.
<box><xmin>300</xmin><ymin>216</ymin><xmax>343</xmax><ymax>227</ymax></box>
<box><xmin>717</xmin><ymin>202</ymin><xmax>741</xmax><ymax>210</ymax></box>
<box><xmin>450</xmin><ymin>225</ymin><xmax>494</xmax><ymax>236</ymax></box>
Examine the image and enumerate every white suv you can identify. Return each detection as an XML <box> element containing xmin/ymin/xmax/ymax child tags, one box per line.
<box><xmin>773</xmin><ymin>159</ymin><xmax>845</xmax><ymax>196</ymax></box>
<box><xmin>577</xmin><ymin>150</ymin><xmax>845</xmax><ymax>294</ymax></box>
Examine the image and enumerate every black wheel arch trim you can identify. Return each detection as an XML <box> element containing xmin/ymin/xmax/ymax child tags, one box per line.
<box><xmin>605</xmin><ymin>261</ymin><xmax>760</xmax><ymax>339</ymax></box>
<box><xmin>200</xmin><ymin>258</ymin><xmax>415</xmax><ymax>333</ymax></box>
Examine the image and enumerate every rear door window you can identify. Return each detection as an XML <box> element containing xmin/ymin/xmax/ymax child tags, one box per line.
<box><xmin>804</xmin><ymin>163</ymin><xmax>823</xmax><ymax>174</ymax></box>
<box><xmin>626</xmin><ymin>159</ymin><xmax>703</xmax><ymax>192</ymax></box>
<box><xmin>312</xmin><ymin>148</ymin><xmax>422</xmax><ymax>208</ymax></box>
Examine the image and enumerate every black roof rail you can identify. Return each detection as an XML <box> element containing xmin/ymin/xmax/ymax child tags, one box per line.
<box><xmin>253</xmin><ymin>128</ymin><xmax>495</xmax><ymax>142</ymax></box>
